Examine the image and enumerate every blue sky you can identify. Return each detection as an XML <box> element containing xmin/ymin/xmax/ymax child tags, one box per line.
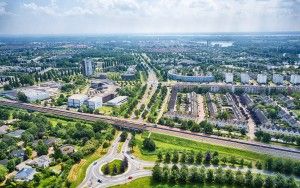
<box><xmin>0</xmin><ymin>0</ymin><xmax>299</xmax><ymax>34</ymax></box>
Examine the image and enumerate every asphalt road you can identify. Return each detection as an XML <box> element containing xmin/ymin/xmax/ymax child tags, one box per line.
<box><xmin>1</xmin><ymin>99</ymin><xmax>300</xmax><ymax>160</ymax></box>
<box><xmin>79</xmin><ymin>134</ymin><xmax>154</xmax><ymax>188</ymax></box>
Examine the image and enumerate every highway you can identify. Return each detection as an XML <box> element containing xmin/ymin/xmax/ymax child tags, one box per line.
<box><xmin>1</xmin><ymin>99</ymin><xmax>300</xmax><ymax>160</ymax></box>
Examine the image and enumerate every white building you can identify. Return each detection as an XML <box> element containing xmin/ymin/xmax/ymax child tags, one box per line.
<box><xmin>87</xmin><ymin>96</ymin><xmax>103</xmax><ymax>110</ymax></box>
<box><xmin>257</xmin><ymin>74</ymin><xmax>267</xmax><ymax>84</ymax></box>
<box><xmin>19</xmin><ymin>89</ymin><xmax>50</xmax><ymax>102</ymax></box>
<box><xmin>106</xmin><ymin>96</ymin><xmax>128</xmax><ymax>106</ymax></box>
<box><xmin>290</xmin><ymin>74</ymin><xmax>300</xmax><ymax>84</ymax></box>
<box><xmin>225</xmin><ymin>73</ymin><xmax>233</xmax><ymax>83</ymax></box>
<box><xmin>83</xmin><ymin>59</ymin><xmax>93</xmax><ymax>76</ymax></box>
<box><xmin>273</xmin><ymin>74</ymin><xmax>284</xmax><ymax>84</ymax></box>
<box><xmin>240</xmin><ymin>73</ymin><xmax>250</xmax><ymax>84</ymax></box>
<box><xmin>67</xmin><ymin>94</ymin><xmax>88</xmax><ymax>107</ymax></box>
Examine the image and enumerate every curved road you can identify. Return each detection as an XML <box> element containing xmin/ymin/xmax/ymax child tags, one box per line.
<box><xmin>79</xmin><ymin>134</ymin><xmax>153</xmax><ymax>188</ymax></box>
<box><xmin>1</xmin><ymin>99</ymin><xmax>300</xmax><ymax>160</ymax></box>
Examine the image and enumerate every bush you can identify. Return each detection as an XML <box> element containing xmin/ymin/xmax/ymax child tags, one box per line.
<box><xmin>143</xmin><ymin>138</ymin><xmax>156</xmax><ymax>151</ymax></box>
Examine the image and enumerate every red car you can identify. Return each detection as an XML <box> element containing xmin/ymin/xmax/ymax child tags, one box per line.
<box><xmin>128</xmin><ymin>176</ymin><xmax>133</xmax><ymax>180</ymax></box>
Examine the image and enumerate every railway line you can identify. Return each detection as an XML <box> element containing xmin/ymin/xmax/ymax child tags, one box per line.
<box><xmin>1</xmin><ymin>99</ymin><xmax>300</xmax><ymax>159</ymax></box>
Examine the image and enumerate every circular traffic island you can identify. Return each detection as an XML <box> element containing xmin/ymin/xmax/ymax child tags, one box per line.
<box><xmin>101</xmin><ymin>158</ymin><xmax>128</xmax><ymax>176</ymax></box>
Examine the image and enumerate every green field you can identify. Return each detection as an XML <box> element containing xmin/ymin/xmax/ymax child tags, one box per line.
<box><xmin>133</xmin><ymin>132</ymin><xmax>269</xmax><ymax>163</ymax></box>
<box><xmin>101</xmin><ymin>159</ymin><xmax>123</xmax><ymax>176</ymax></box>
<box><xmin>111</xmin><ymin>176</ymin><xmax>238</xmax><ymax>188</ymax></box>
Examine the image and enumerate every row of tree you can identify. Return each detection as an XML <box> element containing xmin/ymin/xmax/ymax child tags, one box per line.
<box><xmin>157</xmin><ymin>150</ymin><xmax>252</xmax><ymax>168</ymax></box>
<box><xmin>152</xmin><ymin>164</ymin><xmax>298</xmax><ymax>188</ymax></box>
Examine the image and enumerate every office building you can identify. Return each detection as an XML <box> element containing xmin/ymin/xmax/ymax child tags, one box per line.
<box><xmin>257</xmin><ymin>74</ymin><xmax>267</xmax><ymax>84</ymax></box>
<box><xmin>225</xmin><ymin>73</ymin><xmax>233</xmax><ymax>83</ymax></box>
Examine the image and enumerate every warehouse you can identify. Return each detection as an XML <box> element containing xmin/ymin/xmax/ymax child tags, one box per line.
<box><xmin>67</xmin><ymin>94</ymin><xmax>88</xmax><ymax>108</ymax></box>
<box><xmin>19</xmin><ymin>89</ymin><xmax>50</xmax><ymax>102</ymax></box>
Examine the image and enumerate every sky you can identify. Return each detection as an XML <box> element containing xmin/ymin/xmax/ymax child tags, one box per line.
<box><xmin>0</xmin><ymin>0</ymin><xmax>299</xmax><ymax>35</ymax></box>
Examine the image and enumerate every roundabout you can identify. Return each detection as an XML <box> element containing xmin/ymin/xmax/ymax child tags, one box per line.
<box><xmin>79</xmin><ymin>133</ymin><xmax>154</xmax><ymax>188</ymax></box>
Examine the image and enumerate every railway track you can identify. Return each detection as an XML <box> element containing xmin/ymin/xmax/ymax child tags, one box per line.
<box><xmin>1</xmin><ymin>99</ymin><xmax>300</xmax><ymax>159</ymax></box>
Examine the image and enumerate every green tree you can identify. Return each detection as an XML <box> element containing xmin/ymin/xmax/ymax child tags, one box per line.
<box><xmin>195</xmin><ymin>151</ymin><xmax>203</xmax><ymax>165</ymax></box>
<box><xmin>143</xmin><ymin>138</ymin><xmax>156</xmax><ymax>151</ymax></box>
<box><xmin>172</xmin><ymin>151</ymin><xmax>179</xmax><ymax>164</ymax></box>
<box><xmin>214</xmin><ymin>167</ymin><xmax>224</xmax><ymax>184</ymax></box>
<box><xmin>36</xmin><ymin>141</ymin><xmax>49</xmax><ymax>156</ymax></box>
<box><xmin>157</xmin><ymin>151</ymin><xmax>163</xmax><ymax>162</ymax></box>
<box><xmin>264</xmin><ymin>176</ymin><xmax>274</xmax><ymax>188</ymax></box>
<box><xmin>152</xmin><ymin>164</ymin><xmax>162</xmax><ymax>182</ymax></box>
<box><xmin>17</xmin><ymin>91</ymin><xmax>28</xmax><ymax>103</ymax></box>
<box><xmin>104</xmin><ymin>163</ymin><xmax>110</xmax><ymax>175</ymax></box>
<box><xmin>0</xmin><ymin>165</ymin><xmax>7</xmax><ymax>182</ymax></box>
<box><xmin>274</xmin><ymin>174</ymin><xmax>285</xmax><ymax>188</ymax></box>
<box><xmin>113</xmin><ymin>164</ymin><xmax>118</xmax><ymax>175</ymax></box>
<box><xmin>253</xmin><ymin>173</ymin><xmax>264</xmax><ymax>188</ymax></box>
<box><xmin>120</xmin><ymin>131</ymin><xmax>128</xmax><ymax>142</ymax></box>
<box><xmin>245</xmin><ymin>170</ymin><xmax>253</xmax><ymax>187</ymax></box>
<box><xmin>6</xmin><ymin>159</ymin><xmax>16</xmax><ymax>172</ymax></box>
<box><xmin>225</xmin><ymin>169</ymin><xmax>234</xmax><ymax>185</ymax></box>
<box><xmin>235</xmin><ymin>170</ymin><xmax>244</xmax><ymax>185</ymax></box>
<box><xmin>164</xmin><ymin>151</ymin><xmax>171</xmax><ymax>163</ymax></box>
<box><xmin>206</xmin><ymin>169</ymin><xmax>214</xmax><ymax>183</ymax></box>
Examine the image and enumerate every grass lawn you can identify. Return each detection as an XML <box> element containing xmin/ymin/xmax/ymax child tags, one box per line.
<box><xmin>118</xmin><ymin>142</ymin><xmax>124</xmax><ymax>153</ymax></box>
<box><xmin>101</xmin><ymin>159</ymin><xmax>123</xmax><ymax>176</ymax></box>
<box><xmin>110</xmin><ymin>176</ymin><xmax>238</xmax><ymax>188</ymax></box>
<box><xmin>132</xmin><ymin>132</ymin><xmax>269</xmax><ymax>163</ymax></box>
<box><xmin>98</xmin><ymin>106</ymin><xmax>115</xmax><ymax>115</ymax></box>
<box><xmin>292</xmin><ymin>110</ymin><xmax>300</xmax><ymax>118</ymax></box>
<box><xmin>68</xmin><ymin>146</ymin><xmax>108</xmax><ymax>188</ymax></box>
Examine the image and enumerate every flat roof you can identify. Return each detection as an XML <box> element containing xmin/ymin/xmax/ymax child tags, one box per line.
<box><xmin>68</xmin><ymin>94</ymin><xmax>88</xmax><ymax>100</ymax></box>
<box><xmin>107</xmin><ymin>96</ymin><xmax>128</xmax><ymax>104</ymax></box>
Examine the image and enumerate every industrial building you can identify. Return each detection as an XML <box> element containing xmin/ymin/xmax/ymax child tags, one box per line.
<box><xmin>82</xmin><ymin>59</ymin><xmax>94</xmax><ymax>76</ymax></box>
<box><xmin>67</xmin><ymin>94</ymin><xmax>88</xmax><ymax>108</ymax></box>
<box><xmin>290</xmin><ymin>74</ymin><xmax>300</xmax><ymax>84</ymax></box>
<box><xmin>87</xmin><ymin>96</ymin><xmax>103</xmax><ymax>110</ymax></box>
<box><xmin>257</xmin><ymin>74</ymin><xmax>267</xmax><ymax>84</ymax></box>
<box><xmin>106</xmin><ymin>96</ymin><xmax>128</xmax><ymax>106</ymax></box>
<box><xmin>225</xmin><ymin>73</ymin><xmax>233</xmax><ymax>83</ymax></box>
<box><xmin>273</xmin><ymin>74</ymin><xmax>284</xmax><ymax>84</ymax></box>
<box><xmin>240</xmin><ymin>73</ymin><xmax>250</xmax><ymax>84</ymax></box>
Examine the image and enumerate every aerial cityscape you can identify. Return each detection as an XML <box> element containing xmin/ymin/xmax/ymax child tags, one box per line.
<box><xmin>0</xmin><ymin>0</ymin><xmax>300</xmax><ymax>188</ymax></box>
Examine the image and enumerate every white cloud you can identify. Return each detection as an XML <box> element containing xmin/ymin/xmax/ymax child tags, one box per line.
<box><xmin>0</xmin><ymin>2</ymin><xmax>8</xmax><ymax>15</ymax></box>
<box><xmin>1</xmin><ymin>0</ymin><xmax>299</xmax><ymax>34</ymax></box>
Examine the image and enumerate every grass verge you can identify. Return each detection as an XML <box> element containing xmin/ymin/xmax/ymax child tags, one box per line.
<box><xmin>133</xmin><ymin>132</ymin><xmax>269</xmax><ymax>163</ymax></box>
<box><xmin>68</xmin><ymin>146</ymin><xmax>108</xmax><ymax>188</ymax></box>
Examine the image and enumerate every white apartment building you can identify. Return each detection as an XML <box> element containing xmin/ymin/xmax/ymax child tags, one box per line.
<box><xmin>67</xmin><ymin>94</ymin><xmax>88</xmax><ymax>107</ymax></box>
<box><xmin>225</xmin><ymin>73</ymin><xmax>233</xmax><ymax>83</ymax></box>
<box><xmin>257</xmin><ymin>74</ymin><xmax>267</xmax><ymax>84</ymax></box>
<box><xmin>272</xmin><ymin>74</ymin><xmax>283</xmax><ymax>84</ymax></box>
<box><xmin>290</xmin><ymin>74</ymin><xmax>300</xmax><ymax>84</ymax></box>
<box><xmin>240</xmin><ymin>73</ymin><xmax>250</xmax><ymax>84</ymax></box>
<box><xmin>87</xmin><ymin>96</ymin><xmax>103</xmax><ymax>110</ymax></box>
